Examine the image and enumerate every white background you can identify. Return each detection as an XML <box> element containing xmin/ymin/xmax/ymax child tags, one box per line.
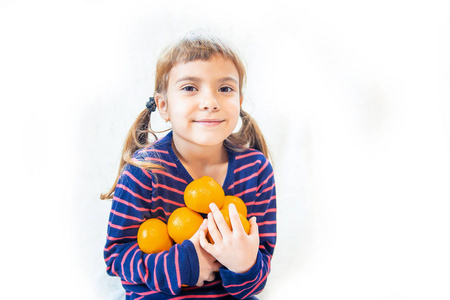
<box><xmin>1</xmin><ymin>0</ymin><xmax>449</xmax><ymax>299</ymax></box>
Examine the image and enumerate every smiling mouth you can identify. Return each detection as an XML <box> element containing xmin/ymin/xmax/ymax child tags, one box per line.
<box><xmin>193</xmin><ymin>120</ymin><xmax>224</xmax><ymax>126</ymax></box>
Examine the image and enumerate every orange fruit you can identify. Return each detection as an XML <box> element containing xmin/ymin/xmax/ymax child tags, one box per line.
<box><xmin>168</xmin><ymin>207</ymin><xmax>204</xmax><ymax>244</ymax></box>
<box><xmin>184</xmin><ymin>176</ymin><xmax>225</xmax><ymax>214</ymax></box>
<box><xmin>207</xmin><ymin>208</ymin><xmax>250</xmax><ymax>243</ymax></box>
<box><xmin>222</xmin><ymin>195</ymin><xmax>247</xmax><ymax>217</ymax></box>
<box><xmin>137</xmin><ymin>218</ymin><xmax>173</xmax><ymax>254</ymax></box>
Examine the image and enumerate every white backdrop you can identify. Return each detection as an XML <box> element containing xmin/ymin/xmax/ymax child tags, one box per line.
<box><xmin>1</xmin><ymin>0</ymin><xmax>450</xmax><ymax>299</ymax></box>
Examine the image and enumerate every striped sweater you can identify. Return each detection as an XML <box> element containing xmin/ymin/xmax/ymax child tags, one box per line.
<box><xmin>104</xmin><ymin>131</ymin><xmax>277</xmax><ymax>299</ymax></box>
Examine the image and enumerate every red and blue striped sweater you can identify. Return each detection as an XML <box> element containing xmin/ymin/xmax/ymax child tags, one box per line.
<box><xmin>104</xmin><ymin>131</ymin><xmax>277</xmax><ymax>299</ymax></box>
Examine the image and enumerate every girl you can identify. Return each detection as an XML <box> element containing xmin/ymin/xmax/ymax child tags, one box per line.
<box><xmin>102</xmin><ymin>31</ymin><xmax>277</xmax><ymax>299</ymax></box>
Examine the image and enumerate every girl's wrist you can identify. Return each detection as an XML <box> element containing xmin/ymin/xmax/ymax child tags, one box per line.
<box><xmin>230</xmin><ymin>256</ymin><xmax>257</xmax><ymax>274</ymax></box>
<box><xmin>220</xmin><ymin>251</ymin><xmax>262</xmax><ymax>282</ymax></box>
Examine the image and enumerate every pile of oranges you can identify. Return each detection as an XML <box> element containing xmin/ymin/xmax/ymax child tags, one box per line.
<box><xmin>137</xmin><ymin>176</ymin><xmax>249</xmax><ymax>254</ymax></box>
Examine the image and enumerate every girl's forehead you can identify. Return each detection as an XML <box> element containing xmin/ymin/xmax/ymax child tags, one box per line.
<box><xmin>168</xmin><ymin>54</ymin><xmax>239</xmax><ymax>84</ymax></box>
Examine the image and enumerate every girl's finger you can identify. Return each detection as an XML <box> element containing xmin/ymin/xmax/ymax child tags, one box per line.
<box><xmin>209</xmin><ymin>203</ymin><xmax>231</xmax><ymax>236</ymax></box>
<box><xmin>249</xmin><ymin>216</ymin><xmax>259</xmax><ymax>236</ymax></box>
<box><xmin>199</xmin><ymin>226</ymin><xmax>214</xmax><ymax>255</ymax></box>
<box><xmin>228</xmin><ymin>203</ymin><xmax>245</xmax><ymax>234</ymax></box>
<box><xmin>212</xmin><ymin>261</ymin><xmax>222</xmax><ymax>272</ymax></box>
<box><xmin>205</xmin><ymin>274</ymin><xmax>215</xmax><ymax>282</ymax></box>
<box><xmin>199</xmin><ymin>218</ymin><xmax>208</xmax><ymax>231</ymax></box>
<box><xmin>207</xmin><ymin>212</ymin><xmax>223</xmax><ymax>244</ymax></box>
<box><xmin>190</xmin><ymin>219</ymin><xmax>207</xmax><ymax>242</ymax></box>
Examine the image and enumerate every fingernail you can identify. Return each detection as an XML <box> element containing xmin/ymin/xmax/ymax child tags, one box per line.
<box><xmin>209</xmin><ymin>203</ymin><xmax>217</xmax><ymax>210</ymax></box>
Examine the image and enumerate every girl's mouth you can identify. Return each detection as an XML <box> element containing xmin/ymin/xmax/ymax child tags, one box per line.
<box><xmin>193</xmin><ymin>119</ymin><xmax>224</xmax><ymax>126</ymax></box>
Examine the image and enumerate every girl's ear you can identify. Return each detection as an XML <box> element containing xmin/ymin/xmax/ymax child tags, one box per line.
<box><xmin>240</xmin><ymin>95</ymin><xmax>243</xmax><ymax>107</ymax></box>
<box><xmin>155</xmin><ymin>93</ymin><xmax>169</xmax><ymax>120</ymax></box>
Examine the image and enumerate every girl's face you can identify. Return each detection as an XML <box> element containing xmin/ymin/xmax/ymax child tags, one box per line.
<box><xmin>157</xmin><ymin>54</ymin><xmax>242</xmax><ymax>150</ymax></box>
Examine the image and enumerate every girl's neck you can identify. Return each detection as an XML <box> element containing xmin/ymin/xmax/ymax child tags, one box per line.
<box><xmin>171</xmin><ymin>134</ymin><xmax>228</xmax><ymax>183</ymax></box>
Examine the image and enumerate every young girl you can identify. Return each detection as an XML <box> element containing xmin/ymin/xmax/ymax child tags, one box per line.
<box><xmin>102</xmin><ymin>31</ymin><xmax>277</xmax><ymax>299</ymax></box>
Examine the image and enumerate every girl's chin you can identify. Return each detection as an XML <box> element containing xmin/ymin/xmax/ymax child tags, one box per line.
<box><xmin>189</xmin><ymin>135</ymin><xmax>230</xmax><ymax>148</ymax></box>
<box><xmin>172</xmin><ymin>127</ymin><xmax>236</xmax><ymax>147</ymax></box>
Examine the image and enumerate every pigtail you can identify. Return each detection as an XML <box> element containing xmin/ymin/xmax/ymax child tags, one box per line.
<box><xmin>123</xmin><ymin>108</ymin><xmax>156</xmax><ymax>162</ymax></box>
<box><xmin>100</xmin><ymin>109</ymin><xmax>164</xmax><ymax>200</ymax></box>
<box><xmin>225</xmin><ymin>109</ymin><xmax>272</xmax><ymax>163</ymax></box>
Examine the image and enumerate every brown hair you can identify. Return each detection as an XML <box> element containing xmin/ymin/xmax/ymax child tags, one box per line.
<box><xmin>100</xmin><ymin>31</ymin><xmax>271</xmax><ymax>200</ymax></box>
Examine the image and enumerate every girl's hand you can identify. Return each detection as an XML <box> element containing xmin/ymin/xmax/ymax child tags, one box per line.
<box><xmin>199</xmin><ymin>203</ymin><xmax>260</xmax><ymax>274</ymax></box>
<box><xmin>189</xmin><ymin>219</ymin><xmax>222</xmax><ymax>286</ymax></box>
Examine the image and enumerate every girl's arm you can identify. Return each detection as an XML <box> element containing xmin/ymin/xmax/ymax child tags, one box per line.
<box><xmin>103</xmin><ymin>163</ymin><xmax>201</xmax><ymax>295</ymax></box>
<box><xmin>200</xmin><ymin>157</ymin><xmax>277</xmax><ymax>299</ymax></box>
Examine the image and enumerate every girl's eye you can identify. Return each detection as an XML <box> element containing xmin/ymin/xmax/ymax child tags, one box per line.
<box><xmin>182</xmin><ymin>86</ymin><xmax>197</xmax><ymax>92</ymax></box>
<box><xmin>220</xmin><ymin>86</ymin><xmax>233</xmax><ymax>92</ymax></box>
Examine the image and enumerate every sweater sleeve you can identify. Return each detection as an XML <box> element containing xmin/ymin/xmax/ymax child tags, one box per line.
<box><xmin>220</xmin><ymin>157</ymin><xmax>277</xmax><ymax>299</ymax></box>
<box><xmin>103</xmin><ymin>162</ymin><xmax>200</xmax><ymax>295</ymax></box>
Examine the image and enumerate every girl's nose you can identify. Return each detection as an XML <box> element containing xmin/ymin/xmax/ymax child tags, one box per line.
<box><xmin>200</xmin><ymin>92</ymin><xmax>220</xmax><ymax>111</ymax></box>
<box><xmin>202</xmin><ymin>103</ymin><xmax>219</xmax><ymax>111</ymax></box>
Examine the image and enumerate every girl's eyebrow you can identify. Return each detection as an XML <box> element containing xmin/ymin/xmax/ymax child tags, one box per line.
<box><xmin>175</xmin><ymin>76</ymin><xmax>238</xmax><ymax>85</ymax></box>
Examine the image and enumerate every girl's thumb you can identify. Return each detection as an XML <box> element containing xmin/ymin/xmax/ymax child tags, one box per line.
<box><xmin>197</xmin><ymin>219</ymin><xmax>208</xmax><ymax>234</ymax></box>
<box><xmin>190</xmin><ymin>219</ymin><xmax>208</xmax><ymax>242</ymax></box>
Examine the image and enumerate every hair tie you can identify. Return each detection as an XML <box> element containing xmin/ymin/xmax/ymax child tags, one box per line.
<box><xmin>146</xmin><ymin>97</ymin><xmax>157</xmax><ymax>112</ymax></box>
